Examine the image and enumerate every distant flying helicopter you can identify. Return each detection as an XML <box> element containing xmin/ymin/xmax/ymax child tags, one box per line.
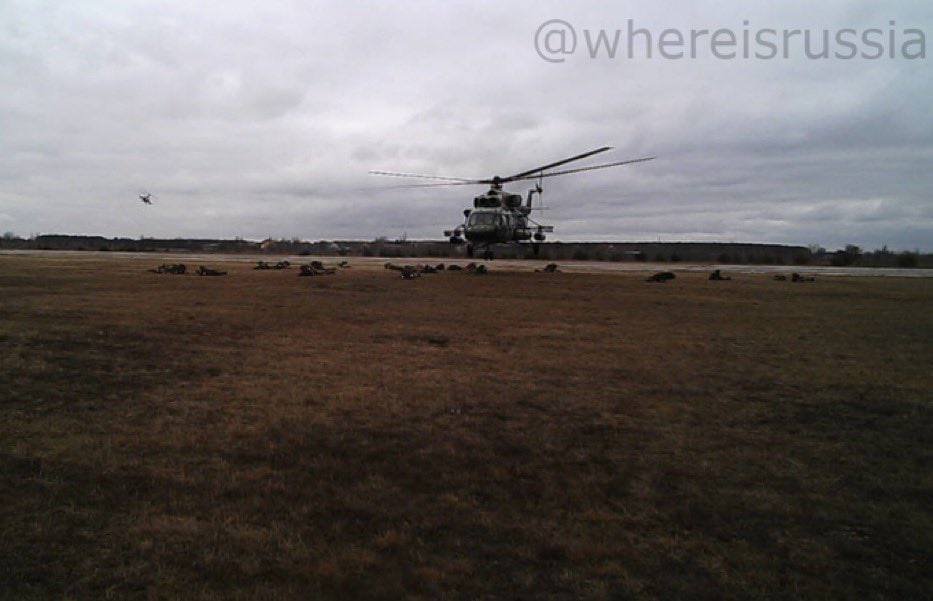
<box><xmin>371</xmin><ymin>147</ymin><xmax>653</xmax><ymax>259</ymax></box>
<box><xmin>138</xmin><ymin>192</ymin><xmax>154</xmax><ymax>205</ymax></box>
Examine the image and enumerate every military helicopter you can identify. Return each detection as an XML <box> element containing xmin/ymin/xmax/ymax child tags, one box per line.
<box><xmin>138</xmin><ymin>192</ymin><xmax>154</xmax><ymax>205</ymax></box>
<box><xmin>371</xmin><ymin>147</ymin><xmax>653</xmax><ymax>259</ymax></box>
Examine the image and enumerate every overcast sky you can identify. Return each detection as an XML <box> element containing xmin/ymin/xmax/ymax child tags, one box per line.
<box><xmin>1</xmin><ymin>1</ymin><xmax>930</xmax><ymax>250</ymax></box>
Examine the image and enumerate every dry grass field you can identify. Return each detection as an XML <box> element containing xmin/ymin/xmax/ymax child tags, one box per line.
<box><xmin>1</xmin><ymin>254</ymin><xmax>931</xmax><ymax>599</ymax></box>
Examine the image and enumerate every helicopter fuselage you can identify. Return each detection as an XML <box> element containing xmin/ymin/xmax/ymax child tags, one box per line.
<box><xmin>445</xmin><ymin>184</ymin><xmax>551</xmax><ymax>258</ymax></box>
<box><xmin>463</xmin><ymin>208</ymin><xmax>530</xmax><ymax>245</ymax></box>
<box><xmin>460</xmin><ymin>186</ymin><xmax>530</xmax><ymax>241</ymax></box>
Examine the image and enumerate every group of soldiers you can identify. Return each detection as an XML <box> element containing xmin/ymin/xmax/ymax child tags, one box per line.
<box><xmin>254</xmin><ymin>260</ymin><xmax>292</xmax><ymax>270</ymax></box>
<box><xmin>149</xmin><ymin>263</ymin><xmax>187</xmax><ymax>274</ymax></box>
<box><xmin>646</xmin><ymin>269</ymin><xmax>818</xmax><ymax>283</ymax></box>
<box><xmin>384</xmin><ymin>262</ymin><xmax>490</xmax><ymax>279</ymax></box>
<box><xmin>384</xmin><ymin>262</ymin><xmax>444</xmax><ymax>279</ymax></box>
<box><xmin>775</xmin><ymin>272</ymin><xmax>816</xmax><ymax>282</ymax></box>
<box><xmin>253</xmin><ymin>259</ymin><xmax>348</xmax><ymax>276</ymax></box>
<box><xmin>149</xmin><ymin>259</ymin><xmax>351</xmax><ymax>278</ymax></box>
<box><xmin>298</xmin><ymin>261</ymin><xmax>340</xmax><ymax>276</ymax></box>
<box><xmin>645</xmin><ymin>269</ymin><xmax>817</xmax><ymax>283</ymax></box>
<box><xmin>149</xmin><ymin>263</ymin><xmax>226</xmax><ymax>276</ymax></box>
<box><xmin>148</xmin><ymin>261</ymin><xmax>820</xmax><ymax>283</ymax></box>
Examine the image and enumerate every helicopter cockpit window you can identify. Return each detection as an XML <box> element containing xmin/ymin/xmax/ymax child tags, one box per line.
<box><xmin>468</xmin><ymin>212</ymin><xmax>497</xmax><ymax>226</ymax></box>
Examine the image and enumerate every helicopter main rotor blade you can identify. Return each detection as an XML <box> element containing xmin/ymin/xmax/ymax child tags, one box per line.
<box><xmin>500</xmin><ymin>146</ymin><xmax>614</xmax><ymax>182</ymax></box>
<box><xmin>510</xmin><ymin>156</ymin><xmax>655</xmax><ymax>181</ymax></box>
<box><xmin>364</xmin><ymin>181</ymin><xmax>481</xmax><ymax>190</ymax></box>
<box><xmin>368</xmin><ymin>170</ymin><xmax>482</xmax><ymax>183</ymax></box>
<box><xmin>369</xmin><ymin>148</ymin><xmax>651</xmax><ymax>187</ymax></box>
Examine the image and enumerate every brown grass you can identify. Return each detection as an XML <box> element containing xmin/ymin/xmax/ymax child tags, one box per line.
<box><xmin>1</xmin><ymin>255</ymin><xmax>931</xmax><ymax>599</ymax></box>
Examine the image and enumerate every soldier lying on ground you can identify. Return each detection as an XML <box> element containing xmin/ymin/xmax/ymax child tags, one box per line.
<box><xmin>385</xmin><ymin>262</ymin><xmax>441</xmax><ymax>274</ymax></box>
<box><xmin>299</xmin><ymin>264</ymin><xmax>336</xmax><ymax>276</ymax></box>
<box><xmin>149</xmin><ymin>263</ymin><xmax>186</xmax><ymax>274</ymax></box>
<box><xmin>646</xmin><ymin>271</ymin><xmax>676</xmax><ymax>282</ymax></box>
<box><xmin>256</xmin><ymin>260</ymin><xmax>291</xmax><ymax>270</ymax></box>
<box><xmin>196</xmin><ymin>266</ymin><xmax>227</xmax><ymax>276</ymax></box>
<box><xmin>709</xmin><ymin>269</ymin><xmax>731</xmax><ymax>281</ymax></box>
<box><xmin>401</xmin><ymin>266</ymin><xmax>421</xmax><ymax>279</ymax></box>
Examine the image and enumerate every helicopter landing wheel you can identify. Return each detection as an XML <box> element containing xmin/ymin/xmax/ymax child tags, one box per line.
<box><xmin>466</xmin><ymin>244</ymin><xmax>474</xmax><ymax>258</ymax></box>
<box><xmin>482</xmin><ymin>249</ymin><xmax>494</xmax><ymax>261</ymax></box>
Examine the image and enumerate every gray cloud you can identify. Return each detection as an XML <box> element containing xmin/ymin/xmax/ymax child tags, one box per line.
<box><xmin>0</xmin><ymin>0</ymin><xmax>930</xmax><ymax>250</ymax></box>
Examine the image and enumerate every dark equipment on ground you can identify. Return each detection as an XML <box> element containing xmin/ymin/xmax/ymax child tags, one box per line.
<box><xmin>709</xmin><ymin>269</ymin><xmax>731</xmax><ymax>281</ymax></box>
<box><xmin>370</xmin><ymin>147</ymin><xmax>653</xmax><ymax>260</ymax></box>
<box><xmin>647</xmin><ymin>271</ymin><xmax>676</xmax><ymax>283</ymax></box>
<box><xmin>149</xmin><ymin>263</ymin><xmax>186</xmax><ymax>274</ymax></box>
<box><xmin>196</xmin><ymin>266</ymin><xmax>227</xmax><ymax>276</ymax></box>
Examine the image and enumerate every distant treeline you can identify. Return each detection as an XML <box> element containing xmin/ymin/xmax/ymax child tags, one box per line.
<box><xmin>0</xmin><ymin>234</ymin><xmax>928</xmax><ymax>267</ymax></box>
